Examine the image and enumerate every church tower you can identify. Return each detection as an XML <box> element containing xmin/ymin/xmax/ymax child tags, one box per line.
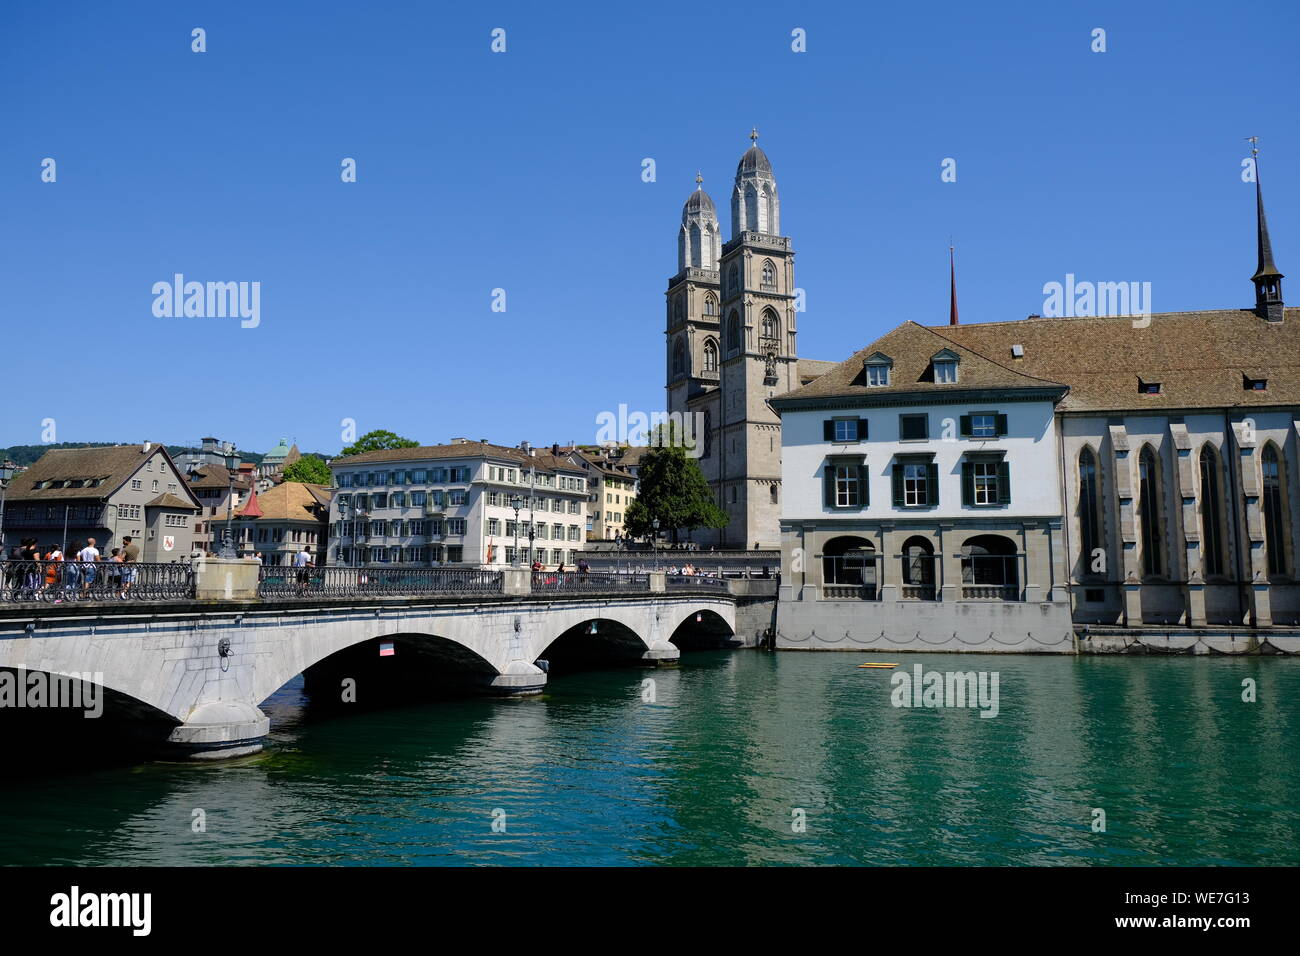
<box><xmin>667</xmin><ymin>130</ymin><xmax>800</xmax><ymax>549</ymax></box>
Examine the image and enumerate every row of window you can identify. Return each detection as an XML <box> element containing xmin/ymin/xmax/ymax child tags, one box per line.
<box><xmin>1078</xmin><ymin>442</ymin><xmax>1293</xmax><ymax>579</ymax></box>
<box><xmin>486</xmin><ymin>492</ymin><xmax>582</xmax><ymax>513</ymax></box>
<box><xmin>825</xmin><ymin>412</ymin><xmax>1008</xmax><ymax>444</ymax></box>
<box><xmin>824</xmin><ymin>457</ymin><xmax>1011</xmax><ymax>510</ymax></box>
<box><xmin>338</xmin><ymin>468</ymin><xmax>587</xmax><ymax>492</ymax></box>
<box><xmin>333</xmin><ymin>546</ymin><xmax>580</xmax><ymax>566</ymax></box>
<box><xmin>864</xmin><ymin>351</ymin><xmax>959</xmax><ymax>387</ymax></box>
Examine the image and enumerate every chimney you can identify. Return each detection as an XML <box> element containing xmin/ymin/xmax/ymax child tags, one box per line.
<box><xmin>552</xmin><ymin>443</ymin><xmax>559</xmax><ymax>456</ymax></box>
<box><xmin>142</xmin><ymin>441</ymin><xmax>151</xmax><ymax>453</ymax></box>
<box><xmin>520</xmin><ymin>440</ymin><xmax>531</xmax><ymax>454</ymax></box>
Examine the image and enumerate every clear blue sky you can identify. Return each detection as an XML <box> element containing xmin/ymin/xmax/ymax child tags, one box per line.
<box><xmin>3</xmin><ymin>0</ymin><xmax>1296</xmax><ymax>457</ymax></box>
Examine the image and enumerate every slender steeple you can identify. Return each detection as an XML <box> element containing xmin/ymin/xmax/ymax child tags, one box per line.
<box><xmin>1248</xmin><ymin>137</ymin><xmax>1284</xmax><ymax>322</ymax></box>
<box><xmin>732</xmin><ymin>127</ymin><xmax>780</xmax><ymax>236</ymax></box>
<box><xmin>949</xmin><ymin>241</ymin><xmax>959</xmax><ymax>325</ymax></box>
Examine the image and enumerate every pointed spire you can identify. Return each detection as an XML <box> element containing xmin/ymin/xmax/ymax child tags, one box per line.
<box><xmin>242</xmin><ymin>485</ymin><xmax>263</xmax><ymax>519</ymax></box>
<box><xmin>750</xmin><ymin>126</ymin><xmax>759</xmax><ymax>146</ymax></box>
<box><xmin>1248</xmin><ymin>137</ymin><xmax>1285</xmax><ymax>322</ymax></box>
<box><xmin>949</xmin><ymin>241</ymin><xmax>959</xmax><ymax>326</ymax></box>
<box><xmin>695</xmin><ymin>170</ymin><xmax>703</xmax><ymax>188</ymax></box>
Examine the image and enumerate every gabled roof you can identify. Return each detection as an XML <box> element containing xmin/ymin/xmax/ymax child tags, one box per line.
<box><xmin>774</xmin><ymin>321</ymin><xmax>1066</xmax><ymax>407</ymax></box>
<box><xmin>146</xmin><ymin>492</ymin><xmax>199</xmax><ymax>510</ymax></box>
<box><xmin>6</xmin><ymin>443</ymin><xmax>193</xmax><ymax>503</ymax></box>
<box><xmin>334</xmin><ymin>441</ymin><xmax>589</xmax><ymax>477</ymax></box>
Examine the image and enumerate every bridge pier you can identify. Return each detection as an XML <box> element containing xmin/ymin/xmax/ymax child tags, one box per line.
<box><xmin>479</xmin><ymin>661</ymin><xmax>548</xmax><ymax>696</ymax></box>
<box><xmin>640</xmin><ymin>645</ymin><xmax>681</xmax><ymax>666</ymax></box>
<box><xmin>164</xmin><ymin>700</ymin><xmax>270</xmax><ymax>760</ymax></box>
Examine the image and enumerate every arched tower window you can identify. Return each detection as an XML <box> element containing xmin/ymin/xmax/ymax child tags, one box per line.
<box><xmin>1199</xmin><ymin>444</ymin><xmax>1226</xmax><ymax>577</ymax></box>
<box><xmin>672</xmin><ymin>338</ymin><xmax>686</xmax><ymax>378</ymax></box>
<box><xmin>1138</xmin><ymin>446</ymin><xmax>1164</xmax><ymax>578</ymax></box>
<box><xmin>1079</xmin><ymin>446</ymin><xmax>1103</xmax><ymax>575</ymax></box>
<box><xmin>726</xmin><ymin>311</ymin><xmax>741</xmax><ymax>351</ymax></box>
<box><xmin>761</xmin><ymin>186</ymin><xmax>775</xmax><ymax>233</ymax></box>
<box><xmin>703</xmin><ymin>294</ymin><xmax>717</xmax><ymax>317</ymax></box>
<box><xmin>688</xmin><ymin>223</ymin><xmax>702</xmax><ymax>270</ymax></box>
<box><xmin>1262</xmin><ymin>443</ymin><xmax>1289</xmax><ymax>576</ymax></box>
<box><xmin>760</xmin><ymin>308</ymin><xmax>779</xmax><ymax>341</ymax></box>
<box><xmin>744</xmin><ymin>186</ymin><xmax>759</xmax><ymax>235</ymax></box>
<box><xmin>761</xmin><ymin>261</ymin><xmax>776</xmax><ymax>290</ymax></box>
<box><xmin>673</xmin><ymin>296</ymin><xmax>684</xmax><ymax>323</ymax></box>
<box><xmin>726</xmin><ymin>264</ymin><xmax>739</xmax><ymax>297</ymax></box>
<box><xmin>703</xmin><ymin>338</ymin><xmax>718</xmax><ymax>373</ymax></box>
<box><xmin>702</xmin><ymin>410</ymin><xmax>712</xmax><ymax>459</ymax></box>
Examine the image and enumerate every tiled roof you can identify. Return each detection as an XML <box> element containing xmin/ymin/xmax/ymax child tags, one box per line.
<box><xmin>336</xmin><ymin>441</ymin><xmax>587</xmax><ymax>475</ymax></box>
<box><xmin>775</xmin><ymin>321</ymin><xmax>1065</xmax><ymax>405</ymax></box>
<box><xmin>932</xmin><ymin>308</ymin><xmax>1300</xmax><ymax>411</ymax></box>
<box><xmin>188</xmin><ymin>465</ymin><xmax>253</xmax><ymax>490</ymax></box>
<box><xmin>146</xmin><ymin>493</ymin><xmax>198</xmax><ymax>510</ymax></box>
<box><xmin>796</xmin><ymin>358</ymin><xmax>838</xmax><ymax>385</ymax></box>
<box><xmin>6</xmin><ymin>444</ymin><xmax>171</xmax><ymax>501</ymax></box>
<box><xmin>229</xmin><ymin>482</ymin><xmax>330</xmax><ymax>522</ymax></box>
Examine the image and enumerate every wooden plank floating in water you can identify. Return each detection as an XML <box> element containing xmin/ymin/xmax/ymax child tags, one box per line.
<box><xmin>857</xmin><ymin>663</ymin><xmax>899</xmax><ymax>669</ymax></box>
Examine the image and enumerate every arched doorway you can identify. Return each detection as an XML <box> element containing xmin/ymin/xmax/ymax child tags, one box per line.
<box><xmin>821</xmin><ymin>536</ymin><xmax>878</xmax><ymax>600</ymax></box>
<box><xmin>900</xmin><ymin>535</ymin><xmax>936</xmax><ymax>600</ymax></box>
<box><xmin>960</xmin><ymin>534</ymin><xmax>1019</xmax><ymax>600</ymax></box>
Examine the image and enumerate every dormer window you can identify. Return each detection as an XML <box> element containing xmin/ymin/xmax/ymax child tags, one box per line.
<box><xmin>1138</xmin><ymin>378</ymin><xmax>1161</xmax><ymax>395</ymax></box>
<box><xmin>1244</xmin><ymin>375</ymin><xmax>1267</xmax><ymax>391</ymax></box>
<box><xmin>864</xmin><ymin>352</ymin><xmax>892</xmax><ymax>387</ymax></box>
<box><xmin>934</xmin><ymin>359</ymin><xmax>958</xmax><ymax>383</ymax></box>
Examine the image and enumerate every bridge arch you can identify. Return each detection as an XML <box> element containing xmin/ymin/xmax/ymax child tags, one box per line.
<box><xmin>667</xmin><ymin>608</ymin><xmax>737</xmax><ymax>650</ymax></box>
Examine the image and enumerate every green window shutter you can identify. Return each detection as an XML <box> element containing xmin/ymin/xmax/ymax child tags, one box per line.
<box><xmin>823</xmin><ymin>420</ymin><xmax>835</xmax><ymax>441</ymax></box>
<box><xmin>959</xmin><ymin>415</ymin><xmax>972</xmax><ymax>438</ymax></box>
<box><xmin>997</xmin><ymin>461</ymin><xmax>1011</xmax><ymax>504</ymax></box>
<box><xmin>891</xmin><ymin>463</ymin><xmax>904</xmax><ymax>506</ymax></box>
<box><xmin>858</xmin><ymin>466</ymin><xmax>869</xmax><ymax>509</ymax></box>
<box><xmin>961</xmin><ymin>461</ymin><xmax>974</xmax><ymax>506</ymax></box>
<box><xmin>856</xmin><ymin>418</ymin><xmax>868</xmax><ymax>440</ymax></box>
<box><xmin>995</xmin><ymin>413</ymin><xmax>1008</xmax><ymax>437</ymax></box>
<box><xmin>823</xmin><ymin>465</ymin><xmax>836</xmax><ymax>508</ymax></box>
<box><xmin>927</xmin><ymin>462</ymin><xmax>939</xmax><ymax>506</ymax></box>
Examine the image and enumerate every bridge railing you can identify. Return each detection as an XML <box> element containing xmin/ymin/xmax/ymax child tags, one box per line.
<box><xmin>0</xmin><ymin>559</ymin><xmax>195</xmax><ymax>603</ymax></box>
<box><xmin>665</xmin><ymin>574</ymin><xmax>729</xmax><ymax>591</ymax></box>
<box><xmin>530</xmin><ymin>570</ymin><xmax>649</xmax><ymax>593</ymax></box>
<box><xmin>258</xmin><ymin>565</ymin><xmax>505</xmax><ymax>599</ymax></box>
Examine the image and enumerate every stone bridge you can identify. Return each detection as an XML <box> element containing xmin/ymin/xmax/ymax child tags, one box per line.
<box><xmin>0</xmin><ymin>567</ymin><xmax>736</xmax><ymax>760</ymax></box>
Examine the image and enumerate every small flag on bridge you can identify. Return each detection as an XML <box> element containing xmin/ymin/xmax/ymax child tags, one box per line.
<box><xmin>379</xmin><ymin>642</ymin><xmax>395</xmax><ymax>657</ymax></box>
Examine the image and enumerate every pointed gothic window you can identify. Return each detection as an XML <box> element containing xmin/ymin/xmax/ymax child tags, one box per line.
<box><xmin>703</xmin><ymin>294</ymin><xmax>717</xmax><ymax>317</ymax></box>
<box><xmin>1262</xmin><ymin>443</ymin><xmax>1289</xmax><ymax>576</ymax></box>
<box><xmin>1078</xmin><ymin>447</ymin><xmax>1102</xmax><ymax>576</ymax></box>
<box><xmin>726</xmin><ymin>311</ymin><xmax>741</xmax><ymax>351</ymax></box>
<box><xmin>1138</xmin><ymin>446</ymin><xmax>1164</xmax><ymax>577</ymax></box>
<box><xmin>727</xmin><ymin>264</ymin><xmax>739</xmax><ymax>297</ymax></box>
<box><xmin>761</xmin><ymin>261</ymin><xmax>776</xmax><ymax>290</ymax></box>
<box><xmin>672</xmin><ymin>338</ymin><xmax>686</xmax><ymax>377</ymax></box>
<box><xmin>761</xmin><ymin>309</ymin><xmax>779</xmax><ymax>341</ymax></box>
<box><xmin>703</xmin><ymin>338</ymin><xmax>718</xmax><ymax>373</ymax></box>
<box><xmin>1200</xmin><ymin>445</ymin><xmax>1226</xmax><ymax>577</ymax></box>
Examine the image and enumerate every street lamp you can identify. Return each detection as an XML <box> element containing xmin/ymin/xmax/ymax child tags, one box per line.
<box><xmin>510</xmin><ymin>494</ymin><xmax>523</xmax><ymax>567</ymax></box>
<box><xmin>0</xmin><ymin>459</ymin><xmax>16</xmax><ymax>554</ymax></box>
<box><xmin>220</xmin><ymin>451</ymin><xmax>239</xmax><ymax>559</ymax></box>
<box><xmin>652</xmin><ymin>518</ymin><xmax>660</xmax><ymax>572</ymax></box>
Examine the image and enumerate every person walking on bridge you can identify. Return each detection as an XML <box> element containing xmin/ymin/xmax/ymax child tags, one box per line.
<box><xmin>120</xmin><ymin>535</ymin><xmax>140</xmax><ymax>600</ymax></box>
<box><xmin>77</xmin><ymin>538</ymin><xmax>100</xmax><ymax>598</ymax></box>
<box><xmin>293</xmin><ymin>547</ymin><xmax>314</xmax><ymax>596</ymax></box>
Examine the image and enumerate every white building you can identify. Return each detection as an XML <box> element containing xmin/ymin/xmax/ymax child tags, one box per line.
<box><xmin>327</xmin><ymin>440</ymin><xmax>589</xmax><ymax>569</ymax></box>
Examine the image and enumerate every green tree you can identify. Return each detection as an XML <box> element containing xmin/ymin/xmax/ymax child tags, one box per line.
<box><xmin>624</xmin><ymin>424</ymin><xmax>727</xmax><ymax>543</ymax></box>
<box><xmin>282</xmin><ymin>454</ymin><xmax>331</xmax><ymax>484</ymax></box>
<box><xmin>339</xmin><ymin>430</ymin><xmax>419</xmax><ymax>457</ymax></box>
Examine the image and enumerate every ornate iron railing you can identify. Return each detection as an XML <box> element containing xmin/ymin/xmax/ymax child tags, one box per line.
<box><xmin>258</xmin><ymin>565</ymin><xmax>504</xmax><ymax>599</ymax></box>
<box><xmin>530</xmin><ymin>571</ymin><xmax>649</xmax><ymax>593</ymax></box>
<box><xmin>0</xmin><ymin>560</ymin><xmax>194</xmax><ymax>603</ymax></box>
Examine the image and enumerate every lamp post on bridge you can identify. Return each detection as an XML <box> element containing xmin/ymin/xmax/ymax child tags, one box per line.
<box><xmin>652</xmin><ymin>518</ymin><xmax>660</xmax><ymax>573</ymax></box>
<box><xmin>510</xmin><ymin>495</ymin><xmax>523</xmax><ymax>567</ymax></box>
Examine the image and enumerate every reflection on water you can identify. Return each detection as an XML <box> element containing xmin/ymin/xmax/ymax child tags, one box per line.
<box><xmin>0</xmin><ymin>652</ymin><xmax>1297</xmax><ymax>866</ymax></box>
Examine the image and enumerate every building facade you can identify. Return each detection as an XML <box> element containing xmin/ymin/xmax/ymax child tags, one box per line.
<box><xmin>328</xmin><ymin>440</ymin><xmax>589</xmax><ymax>569</ymax></box>
<box><xmin>772</xmin><ymin>168</ymin><xmax>1298</xmax><ymax>648</ymax></box>
<box><xmin>665</xmin><ymin>132</ymin><xmax>834</xmax><ymax>550</ymax></box>
<box><xmin>226</xmin><ymin>481</ymin><xmax>331</xmax><ymax>565</ymax></box>
<box><xmin>3</xmin><ymin>443</ymin><xmax>201</xmax><ymax>560</ymax></box>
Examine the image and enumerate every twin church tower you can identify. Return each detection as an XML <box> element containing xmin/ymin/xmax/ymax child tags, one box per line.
<box><xmin>664</xmin><ymin>130</ymin><xmax>834</xmax><ymax>549</ymax></box>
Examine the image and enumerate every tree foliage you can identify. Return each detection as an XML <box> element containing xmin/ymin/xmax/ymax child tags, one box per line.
<box><xmin>339</xmin><ymin>430</ymin><xmax>419</xmax><ymax>457</ymax></box>
<box><xmin>282</xmin><ymin>454</ymin><xmax>331</xmax><ymax>484</ymax></box>
<box><xmin>623</xmin><ymin>424</ymin><xmax>727</xmax><ymax>542</ymax></box>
